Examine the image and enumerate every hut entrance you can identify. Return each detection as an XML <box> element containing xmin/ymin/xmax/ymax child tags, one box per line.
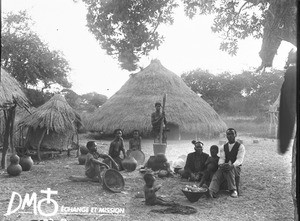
<box><xmin>166</xmin><ymin>123</ymin><xmax>180</xmax><ymax>140</ymax></box>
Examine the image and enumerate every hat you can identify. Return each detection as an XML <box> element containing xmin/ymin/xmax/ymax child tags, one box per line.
<box><xmin>191</xmin><ymin>140</ymin><xmax>203</xmax><ymax>146</ymax></box>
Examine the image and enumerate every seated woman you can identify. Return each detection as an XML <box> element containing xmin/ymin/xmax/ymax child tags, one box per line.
<box><xmin>178</xmin><ymin>140</ymin><xmax>209</xmax><ymax>181</ymax></box>
<box><xmin>108</xmin><ymin>129</ymin><xmax>126</xmax><ymax>170</ymax></box>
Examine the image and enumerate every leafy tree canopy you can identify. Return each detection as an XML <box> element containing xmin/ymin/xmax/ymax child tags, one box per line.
<box><xmin>82</xmin><ymin>0</ymin><xmax>296</xmax><ymax>71</ymax></box>
<box><xmin>181</xmin><ymin>68</ymin><xmax>284</xmax><ymax>114</ymax></box>
<box><xmin>1</xmin><ymin>11</ymin><xmax>72</xmax><ymax>90</ymax></box>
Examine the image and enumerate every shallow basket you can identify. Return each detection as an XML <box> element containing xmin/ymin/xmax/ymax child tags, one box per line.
<box><xmin>102</xmin><ymin>169</ymin><xmax>125</xmax><ymax>193</ymax></box>
<box><xmin>181</xmin><ymin>189</ymin><xmax>207</xmax><ymax>203</ymax></box>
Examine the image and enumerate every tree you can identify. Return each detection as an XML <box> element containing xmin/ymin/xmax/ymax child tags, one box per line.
<box><xmin>81</xmin><ymin>92</ymin><xmax>108</xmax><ymax>108</ymax></box>
<box><xmin>181</xmin><ymin>68</ymin><xmax>284</xmax><ymax>114</ymax></box>
<box><xmin>1</xmin><ymin>11</ymin><xmax>72</xmax><ymax>90</ymax></box>
<box><xmin>181</xmin><ymin>69</ymin><xmax>244</xmax><ymax>112</ymax></box>
<box><xmin>81</xmin><ymin>0</ymin><xmax>296</xmax><ymax>71</ymax></box>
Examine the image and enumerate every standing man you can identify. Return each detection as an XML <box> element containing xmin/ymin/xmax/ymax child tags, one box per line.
<box><xmin>209</xmin><ymin>128</ymin><xmax>245</xmax><ymax>198</ymax></box>
<box><xmin>151</xmin><ymin>102</ymin><xmax>167</xmax><ymax>143</ymax></box>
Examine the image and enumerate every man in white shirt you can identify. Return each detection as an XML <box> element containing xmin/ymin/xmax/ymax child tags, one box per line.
<box><xmin>209</xmin><ymin>128</ymin><xmax>245</xmax><ymax>198</ymax></box>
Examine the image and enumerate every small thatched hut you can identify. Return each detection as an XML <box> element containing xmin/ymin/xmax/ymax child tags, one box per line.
<box><xmin>0</xmin><ymin>68</ymin><xmax>30</xmax><ymax>168</ymax></box>
<box><xmin>18</xmin><ymin>94</ymin><xmax>82</xmax><ymax>160</ymax></box>
<box><xmin>86</xmin><ymin>59</ymin><xmax>227</xmax><ymax>139</ymax></box>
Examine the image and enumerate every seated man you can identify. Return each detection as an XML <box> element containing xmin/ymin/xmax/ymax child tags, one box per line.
<box><xmin>199</xmin><ymin>145</ymin><xmax>219</xmax><ymax>187</ymax></box>
<box><xmin>179</xmin><ymin>140</ymin><xmax>209</xmax><ymax>181</ymax></box>
<box><xmin>209</xmin><ymin>128</ymin><xmax>245</xmax><ymax>198</ymax></box>
<box><xmin>85</xmin><ymin>141</ymin><xmax>119</xmax><ymax>182</ymax></box>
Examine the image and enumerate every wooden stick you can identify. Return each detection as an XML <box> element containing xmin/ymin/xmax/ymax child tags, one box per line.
<box><xmin>159</xmin><ymin>94</ymin><xmax>167</xmax><ymax>144</ymax></box>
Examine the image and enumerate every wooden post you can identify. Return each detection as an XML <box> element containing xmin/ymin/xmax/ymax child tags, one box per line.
<box><xmin>1</xmin><ymin>109</ymin><xmax>10</xmax><ymax>169</ymax></box>
<box><xmin>159</xmin><ymin>94</ymin><xmax>167</xmax><ymax>144</ymax></box>
<box><xmin>9</xmin><ymin>106</ymin><xmax>16</xmax><ymax>154</ymax></box>
<box><xmin>37</xmin><ymin>128</ymin><xmax>47</xmax><ymax>162</ymax></box>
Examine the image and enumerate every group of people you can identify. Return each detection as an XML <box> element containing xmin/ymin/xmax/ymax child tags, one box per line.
<box><xmin>84</xmin><ymin>128</ymin><xmax>142</xmax><ymax>181</ymax></box>
<box><xmin>82</xmin><ymin>101</ymin><xmax>245</xmax><ymax>203</ymax></box>
<box><xmin>178</xmin><ymin>128</ymin><xmax>245</xmax><ymax>198</ymax></box>
<box><xmin>142</xmin><ymin>128</ymin><xmax>245</xmax><ymax>207</ymax></box>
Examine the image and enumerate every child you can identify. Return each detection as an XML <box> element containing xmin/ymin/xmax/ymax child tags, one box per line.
<box><xmin>199</xmin><ymin>145</ymin><xmax>219</xmax><ymax>187</ymax></box>
<box><xmin>109</xmin><ymin>129</ymin><xmax>126</xmax><ymax>170</ymax></box>
<box><xmin>143</xmin><ymin>173</ymin><xmax>176</xmax><ymax>206</ymax></box>
<box><xmin>85</xmin><ymin>141</ymin><xmax>119</xmax><ymax>182</ymax></box>
<box><xmin>128</xmin><ymin>130</ymin><xmax>142</xmax><ymax>151</ymax></box>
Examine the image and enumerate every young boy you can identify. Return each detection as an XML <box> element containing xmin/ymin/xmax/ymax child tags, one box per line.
<box><xmin>143</xmin><ymin>173</ymin><xmax>176</xmax><ymax>206</ymax></box>
<box><xmin>109</xmin><ymin>129</ymin><xmax>126</xmax><ymax>170</ymax></box>
<box><xmin>85</xmin><ymin>141</ymin><xmax>119</xmax><ymax>182</ymax></box>
<box><xmin>199</xmin><ymin>145</ymin><xmax>220</xmax><ymax>187</ymax></box>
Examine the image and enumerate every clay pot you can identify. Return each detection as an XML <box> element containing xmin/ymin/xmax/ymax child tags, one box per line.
<box><xmin>20</xmin><ymin>155</ymin><xmax>34</xmax><ymax>171</ymax></box>
<box><xmin>121</xmin><ymin>156</ymin><xmax>137</xmax><ymax>172</ymax></box>
<box><xmin>154</xmin><ymin>154</ymin><xmax>167</xmax><ymax>164</ymax></box>
<box><xmin>7</xmin><ymin>154</ymin><xmax>22</xmax><ymax>176</ymax></box>
<box><xmin>78</xmin><ymin>154</ymin><xmax>87</xmax><ymax>165</ymax></box>
<box><xmin>80</xmin><ymin>146</ymin><xmax>89</xmax><ymax>155</ymax></box>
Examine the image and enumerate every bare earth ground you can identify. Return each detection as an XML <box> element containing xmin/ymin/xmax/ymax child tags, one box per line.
<box><xmin>0</xmin><ymin>134</ymin><xmax>294</xmax><ymax>221</ymax></box>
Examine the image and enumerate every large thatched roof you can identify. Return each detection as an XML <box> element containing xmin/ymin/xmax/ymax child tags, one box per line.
<box><xmin>18</xmin><ymin>94</ymin><xmax>81</xmax><ymax>133</ymax></box>
<box><xmin>0</xmin><ymin>68</ymin><xmax>30</xmax><ymax>110</ymax></box>
<box><xmin>86</xmin><ymin>59</ymin><xmax>227</xmax><ymax>136</ymax></box>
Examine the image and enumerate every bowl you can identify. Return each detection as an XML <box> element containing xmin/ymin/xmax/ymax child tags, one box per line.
<box><xmin>181</xmin><ymin>188</ymin><xmax>208</xmax><ymax>203</ymax></box>
<box><xmin>102</xmin><ymin>169</ymin><xmax>125</xmax><ymax>193</ymax></box>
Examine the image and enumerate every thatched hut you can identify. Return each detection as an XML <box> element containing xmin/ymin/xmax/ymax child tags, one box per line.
<box><xmin>86</xmin><ymin>59</ymin><xmax>227</xmax><ymax>139</ymax></box>
<box><xmin>18</xmin><ymin>94</ymin><xmax>82</xmax><ymax>160</ymax></box>
<box><xmin>0</xmin><ymin>68</ymin><xmax>30</xmax><ymax>168</ymax></box>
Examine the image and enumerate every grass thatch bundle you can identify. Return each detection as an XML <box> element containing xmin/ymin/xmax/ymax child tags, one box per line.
<box><xmin>0</xmin><ymin>68</ymin><xmax>29</xmax><ymax>110</ymax></box>
<box><xmin>18</xmin><ymin>94</ymin><xmax>81</xmax><ymax>134</ymax></box>
<box><xmin>86</xmin><ymin>59</ymin><xmax>227</xmax><ymax>137</ymax></box>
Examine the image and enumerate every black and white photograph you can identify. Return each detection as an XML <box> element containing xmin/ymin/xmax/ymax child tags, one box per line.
<box><xmin>0</xmin><ymin>0</ymin><xmax>297</xmax><ymax>220</ymax></box>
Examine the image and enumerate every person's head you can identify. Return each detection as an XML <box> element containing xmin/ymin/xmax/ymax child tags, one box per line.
<box><xmin>155</xmin><ymin>102</ymin><xmax>162</xmax><ymax>112</ymax></box>
<box><xmin>210</xmin><ymin>145</ymin><xmax>219</xmax><ymax>157</ymax></box>
<box><xmin>114</xmin><ymin>129</ymin><xmax>123</xmax><ymax>138</ymax></box>
<box><xmin>192</xmin><ymin>140</ymin><xmax>204</xmax><ymax>154</ymax></box>
<box><xmin>144</xmin><ymin>173</ymin><xmax>155</xmax><ymax>187</ymax></box>
<box><xmin>226</xmin><ymin>128</ymin><xmax>237</xmax><ymax>144</ymax></box>
<box><xmin>132</xmin><ymin>130</ymin><xmax>140</xmax><ymax>138</ymax></box>
<box><xmin>86</xmin><ymin>141</ymin><xmax>97</xmax><ymax>152</ymax></box>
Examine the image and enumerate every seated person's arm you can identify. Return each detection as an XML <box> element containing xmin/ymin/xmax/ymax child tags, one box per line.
<box><xmin>91</xmin><ymin>158</ymin><xmax>109</xmax><ymax>168</ymax></box>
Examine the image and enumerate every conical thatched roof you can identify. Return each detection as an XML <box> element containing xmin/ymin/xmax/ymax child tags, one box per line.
<box><xmin>86</xmin><ymin>59</ymin><xmax>227</xmax><ymax>136</ymax></box>
<box><xmin>18</xmin><ymin>94</ymin><xmax>81</xmax><ymax>133</ymax></box>
<box><xmin>0</xmin><ymin>68</ymin><xmax>30</xmax><ymax>110</ymax></box>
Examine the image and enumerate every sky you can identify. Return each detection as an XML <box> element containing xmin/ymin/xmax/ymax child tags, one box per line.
<box><xmin>2</xmin><ymin>0</ymin><xmax>296</xmax><ymax>98</ymax></box>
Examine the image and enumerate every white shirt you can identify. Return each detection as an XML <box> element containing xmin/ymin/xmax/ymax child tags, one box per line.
<box><xmin>218</xmin><ymin>142</ymin><xmax>245</xmax><ymax>166</ymax></box>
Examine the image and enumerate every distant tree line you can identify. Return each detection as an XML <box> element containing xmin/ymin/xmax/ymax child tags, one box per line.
<box><xmin>1</xmin><ymin>11</ymin><xmax>107</xmax><ymax>112</ymax></box>
<box><xmin>181</xmin><ymin>69</ymin><xmax>284</xmax><ymax>116</ymax></box>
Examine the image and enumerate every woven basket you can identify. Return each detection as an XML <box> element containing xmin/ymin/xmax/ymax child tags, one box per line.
<box><xmin>102</xmin><ymin>169</ymin><xmax>125</xmax><ymax>193</ymax></box>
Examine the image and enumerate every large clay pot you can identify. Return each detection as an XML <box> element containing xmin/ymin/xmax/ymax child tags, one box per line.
<box><xmin>80</xmin><ymin>146</ymin><xmax>89</xmax><ymax>155</ymax></box>
<box><xmin>121</xmin><ymin>156</ymin><xmax>137</xmax><ymax>172</ymax></box>
<box><xmin>20</xmin><ymin>155</ymin><xmax>34</xmax><ymax>171</ymax></box>
<box><xmin>7</xmin><ymin>154</ymin><xmax>22</xmax><ymax>176</ymax></box>
<box><xmin>78</xmin><ymin>154</ymin><xmax>87</xmax><ymax>165</ymax></box>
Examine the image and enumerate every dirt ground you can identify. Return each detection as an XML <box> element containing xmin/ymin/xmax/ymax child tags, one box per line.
<box><xmin>0</xmin><ymin>134</ymin><xmax>294</xmax><ymax>221</ymax></box>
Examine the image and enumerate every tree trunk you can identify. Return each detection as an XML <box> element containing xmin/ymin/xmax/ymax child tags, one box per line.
<box><xmin>291</xmin><ymin>138</ymin><xmax>298</xmax><ymax>220</ymax></box>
